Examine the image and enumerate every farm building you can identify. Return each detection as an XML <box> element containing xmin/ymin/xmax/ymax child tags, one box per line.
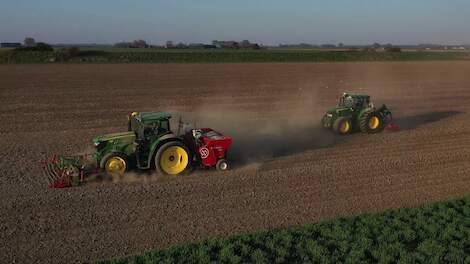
<box><xmin>1</xmin><ymin>42</ymin><xmax>22</xmax><ymax>48</ymax></box>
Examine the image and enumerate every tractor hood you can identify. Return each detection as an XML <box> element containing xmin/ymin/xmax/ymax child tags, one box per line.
<box><xmin>93</xmin><ymin>131</ymin><xmax>136</xmax><ymax>144</ymax></box>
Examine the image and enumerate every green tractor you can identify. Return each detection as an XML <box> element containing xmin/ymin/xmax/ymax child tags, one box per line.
<box><xmin>93</xmin><ymin>111</ymin><xmax>190</xmax><ymax>176</ymax></box>
<box><xmin>42</xmin><ymin>111</ymin><xmax>233</xmax><ymax>188</ymax></box>
<box><xmin>321</xmin><ymin>93</ymin><xmax>393</xmax><ymax>135</ymax></box>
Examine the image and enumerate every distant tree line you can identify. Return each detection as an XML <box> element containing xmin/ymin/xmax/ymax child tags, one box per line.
<box><xmin>113</xmin><ymin>39</ymin><xmax>262</xmax><ymax>50</ymax></box>
<box><xmin>278</xmin><ymin>42</ymin><xmax>402</xmax><ymax>52</ymax></box>
<box><xmin>210</xmin><ymin>40</ymin><xmax>261</xmax><ymax>49</ymax></box>
<box><xmin>4</xmin><ymin>37</ymin><xmax>84</xmax><ymax>62</ymax></box>
<box><xmin>114</xmin><ymin>39</ymin><xmax>151</xmax><ymax>48</ymax></box>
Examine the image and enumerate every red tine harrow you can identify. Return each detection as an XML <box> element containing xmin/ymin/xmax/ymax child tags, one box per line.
<box><xmin>40</xmin><ymin>154</ymin><xmax>98</xmax><ymax>188</ymax></box>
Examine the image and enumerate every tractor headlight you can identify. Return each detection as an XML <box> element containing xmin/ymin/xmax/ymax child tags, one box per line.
<box><xmin>94</xmin><ymin>141</ymin><xmax>107</xmax><ymax>151</ymax></box>
<box><xmin>326</xmin><ymin>113</ymin><xmax>333</xmax><ymax>118</ymax></box>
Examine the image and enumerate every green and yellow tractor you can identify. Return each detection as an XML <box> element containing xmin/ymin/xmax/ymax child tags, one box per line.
<box><xmin>93</xmin><ymin>111</ymin><xmax>190</xmax><ymax>176</ymax></box>
<box><xmin>42</xmin><ymin>111</ymin><xmax>232</xmax><ymax>188</ymax></box>
<box><xmin>321</xmin><ymin>93</ymin><xmax>394</xmax><ymax>135</ymax></box>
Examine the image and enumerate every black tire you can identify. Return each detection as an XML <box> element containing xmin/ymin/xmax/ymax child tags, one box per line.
<box><xmin>359</xmin><ymin>110</ymin><xmax>385</xmax><ymax>134</ymax></box>
<box><xmin>332</xmin><ymin>117</ymin><xmax>352</xmax><ymax>135</ymax></box>
<box><xmin>155</xmin><ymin>141</ymin><xmax>191</xmax><ymax>175</ymax></box>
<box><xmin>216</xmin><ymin>159</ymin><xmax>229</xmax><ymax>171</ymax></box>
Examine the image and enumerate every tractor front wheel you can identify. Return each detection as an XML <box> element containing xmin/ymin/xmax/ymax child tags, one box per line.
<box><xmin>156</xmin><ymin>141</ymin><xmax>190</xmax><ymax>175</ymax></box>
<box><xmin>359</xmin><ymin>110</ymin><xmax>385</xmax><ymax>134</ymax></box>
<box><xmin>333</xmin><ymin>117</ymin><xmax>352</xmax><ymax>135</ymax></box>
<box><xmin>104</xmin><ymin>154</ymin><xmax>128</xmax><ymax>176</ymax></box>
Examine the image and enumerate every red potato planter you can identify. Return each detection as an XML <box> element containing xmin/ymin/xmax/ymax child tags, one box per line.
<box><xmin>184</xmin><ymin>128</ymin><xmax>232</xmax><ymax>171</ymax></box>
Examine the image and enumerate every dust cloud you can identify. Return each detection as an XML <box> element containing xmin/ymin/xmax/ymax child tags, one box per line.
<box><xmin>179</xmin><ymin>88</ymin><xmax>342</xmax><ymax>167</ymax></box>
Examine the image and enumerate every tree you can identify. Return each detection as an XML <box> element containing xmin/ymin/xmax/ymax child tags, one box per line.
<box><xmin>165</xmin><ymin>41</ymin><xmax>174</xmax><ymax>48</ymax></box>
<box><xmin>33</xmin><ymin>42</ymin><xmax>53</xmax><ymax>51</ymax></box>
<box><xmin>14</xmin><ymin>42</ymin><xmax>53</xmax><ymax>52</ymax></box>
<box><xmin>132</xmin><ymin>39</ymin><xmax>148</xmax><ymax>48</ymax></box>
<box><xmin>64</xmin><ymin>47</ymin><xmax>80</xmax><ymax>57</ymax></box>
<box><xmin>372</xmin><ymin>42</ymin><xmax>381</xmax><ymax>49</ymax></box>
<box><xmin>175</xmin><ymin>42</ymin><xmax>187</xmax><ymax>49</ymax></box>
<box><xmin>385</xmin><ymin>46</ymin><xmax>402</xmax><ymax>52</ymax></box>
<box><xmin>55</xmin><ymin>47</ymin><xmax>81</xmax><ymax>61</ymax></box>
<box><xmin>24</xmin><ymin>37</ymin><xmax>36</xmax><ymax>47</ymax></box>
<box><xmin>114</xmin><ymin>42</ymin><xmax>132</xmax><ymax>48</ymax></box>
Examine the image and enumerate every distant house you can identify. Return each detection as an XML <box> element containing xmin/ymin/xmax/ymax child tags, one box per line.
<box><xmin>113</xmin><ymin>40</ymin><xmax>149</xmax><ymax>48</ymax></box>
<box><xmin>188</xmin><ymin>43</ymin><xmax>217</xmax><ymax>49</ymax></box>
<box><xmin>175</xmin><ymin>42</ymin><xmax>188</xmax><ymax>49</ymax></box>
<box><xmin>212</xmin><ymin>40</ymin><xmax>239</xmax><ymax>49</ymax></box>
<box><xmin>1</xmin><ymin>42</ymin><xmax>22</xmax><ymax>48</ymax></box>
<box><xmin>212</xmin><ymin>40</ymin><xmax>260</xmax><ymax>49</ymax></box>
<box><xmin>321</xmin><ymin>44</ymin><xmax>337</xmax><ymax>49</ymax></box>
<box><xmin>239</xmin><ymin>40</ymin><xmax>261</xmax><ymax>50</ymax></box>
<box><xmin>188</xmin><ymin>43</ymin><xmax>205</xmax><ymax>49</ymax></box>
<box><xmin>203</xmin><ymin>45</ymin><xmax>216</xmax><ymax>49</ymax></box>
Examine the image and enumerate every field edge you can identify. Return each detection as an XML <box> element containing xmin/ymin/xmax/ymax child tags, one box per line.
<box><xmin>99</xmin><ymin>195</ymin><xmax>470</xmax><ymax>264</ymax></box>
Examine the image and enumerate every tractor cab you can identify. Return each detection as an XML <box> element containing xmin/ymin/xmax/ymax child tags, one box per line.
<box><xmin>128</xmin><ymin>111</ymin><xmax>172</xmax><ymax>141</ymax></box>
<box><xmin>126</xmin><ymin>111</ymin><xmax>176</xmax><ymax>169</ymax></box>
<box><xmin>337</xmin><ymin>93</ymin><xmax>372</xmax><ymax>110</ymax></box>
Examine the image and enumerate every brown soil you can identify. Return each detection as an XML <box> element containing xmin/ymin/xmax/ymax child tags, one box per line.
<box><xmin>1</xmin><ymin>62</ymin><xmax>470</xmax><ymax>263</ymax></box>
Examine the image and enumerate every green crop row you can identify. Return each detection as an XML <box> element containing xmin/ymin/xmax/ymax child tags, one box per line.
<box><xmin>99</xmin><ymin>196</ymin><xmax>470</xmax><ymax>264</ymax></box>
<box><xmin>0</xmin><ymin>50</ymin><xmax>468</xmax><ymax>64</ymax></box>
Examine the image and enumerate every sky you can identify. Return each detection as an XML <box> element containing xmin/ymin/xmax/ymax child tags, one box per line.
<box><xmin>1</xmin><ymin>0</ymin><xmax>469</xmax><ymax>45</ymax></box>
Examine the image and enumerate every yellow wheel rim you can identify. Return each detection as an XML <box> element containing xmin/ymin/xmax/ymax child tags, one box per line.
<box><xmin>160</xmin><ymin>146</ymin><xmax>189</xmax><ymax>175</ymax></box>
<box><xmin>105</xmin><ymin>156</ymin><xmax>126</xmax><ymax>175</ymax></box>
<box><xmin>368</xmin><ymin>116</ymin><xmax>380</xmax><ymax>129</ymax></box>
<box><xmin>339</xmin><ymin>120</ymin><xmax>351</xmax><ymax>134</ymax></box>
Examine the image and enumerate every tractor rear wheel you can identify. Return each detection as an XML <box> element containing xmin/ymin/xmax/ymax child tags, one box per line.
<box><xmin>156</xmin><ymin>141</ymin><xmax>190</xmax><ymax>175</ymax></box>
<box><xmin>333</xmin><ymin>117</ymin><xmax>352</xmax><ymax>135</ymax></box>
<box><xmin>359</xmin><ymin>110</ymin><xmax>384</xmax><ymax>133</ymax></box>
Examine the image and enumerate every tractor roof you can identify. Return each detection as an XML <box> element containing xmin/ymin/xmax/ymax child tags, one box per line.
<box><xmin>134</xmin><ymin>112</ymin><xmax>172</xmax><ymax>124</ymax></box>
<box><xmin>343</xmin><ymin>92</ymin><xmax>370</xmax><ymax>99</ymax></box>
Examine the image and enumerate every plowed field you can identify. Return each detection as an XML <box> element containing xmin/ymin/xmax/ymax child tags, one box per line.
<box><xmin>1</xmin><ymin>62</ymin><xmax>470</xmax><ymax>263</ymax></box>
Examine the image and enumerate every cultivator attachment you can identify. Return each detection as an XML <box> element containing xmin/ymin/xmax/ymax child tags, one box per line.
<box><xmin>41</xmin><ymin>154</ymin><xmax>98</xmax><ymax>188</ymax></box>
<box><xmin>385</xmin><ymin>123</ymin><xmax>400</xmax><ymax>132</ymax></box>
<box><xmin>378</xmin><ymin>104</ymin><xmax>400</xmax><ymax>132</ymax></box>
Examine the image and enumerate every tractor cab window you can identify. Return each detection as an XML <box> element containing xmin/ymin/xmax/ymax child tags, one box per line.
<box><xmin>141</xmin><ymin>119</ymin><xmax>170</xmax><ymax>138</ymax></box>
<box><xmin>354</xmin><ymin>98</ymin><xmax>364</xmax><ymax>109</ymax></box>
<box><xmin>159</xmin><ymin>119</ymin><xmax>170</xmax><ymax>133</ymax></box>
<box><xmin>339</xmin><ymin>96</ymin><xmax>354</xmax><ymax>108</ymax></box>
<box><xmin>143</xmin><ymin>123</ymin><xmax>158</xmax><ymax>139</ymax></box>
<box><xmin>354</xmin><ymin>98</ymin><xmax>371</xmax><ymax>109</ymax></box>
<box><xmin>142</xmin><ymin>120</ymin><xmax>170</xmax><ymax>139</ymax></box>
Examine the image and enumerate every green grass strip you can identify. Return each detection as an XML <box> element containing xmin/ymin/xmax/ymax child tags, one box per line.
<box><xmin>1</xmin><ymin>50</ymin><xmax>469</xmax><ymax>64</ymax></box>
<box><xmin>99</xmin><ymin>196</ymin><xmax>470</xmax><ymax>264</ymax></box>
